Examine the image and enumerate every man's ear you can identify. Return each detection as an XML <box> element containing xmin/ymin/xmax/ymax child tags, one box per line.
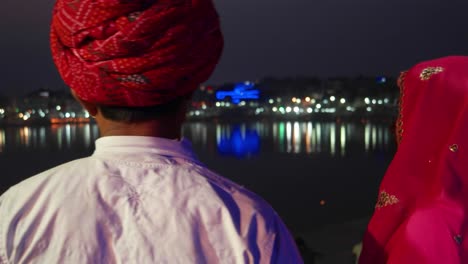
<box><xmin>71</xmin><ymin>90</ymin><xmax>98</xmax><ymax>117</ymax></box>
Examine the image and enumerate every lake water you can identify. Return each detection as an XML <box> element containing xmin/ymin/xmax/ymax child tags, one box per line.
<box><xmin>0</xmin><ymin>120</ymin><xmax>396</xmax><ymax>262</ymax></box>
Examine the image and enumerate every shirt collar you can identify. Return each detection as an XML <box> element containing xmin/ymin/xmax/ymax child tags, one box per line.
<box><xmin>93</xmin><ymin>136</ymin><xmax>199</xmax><ymax>163</ymax></box>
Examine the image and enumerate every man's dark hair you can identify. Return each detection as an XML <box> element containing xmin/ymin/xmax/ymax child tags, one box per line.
<box><xmin>99</xmin><ymin>96</ymin><xmax>188</xmax><ymax>123</ymax></box>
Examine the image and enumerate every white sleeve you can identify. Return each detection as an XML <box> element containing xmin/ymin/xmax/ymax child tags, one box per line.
<box><xmin>269</xmin><ymin>216</ymin><xmax>304</xmax><ymax>264</ymax></box>
<box><xmin>0</xmin><ymin>190</ymin><xmax>11</xmax><ymax>264</ymax></box>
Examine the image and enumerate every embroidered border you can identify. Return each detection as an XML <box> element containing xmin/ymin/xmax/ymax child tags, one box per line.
<box><xmin>395</xmin><ymin>71</ymin><xmax>407</xmax><ymax>145</ymax></box>
<box><xmin>419</xmin><ymin>67</ymin><xmax>444</xmax><ymax>81</ymax></box>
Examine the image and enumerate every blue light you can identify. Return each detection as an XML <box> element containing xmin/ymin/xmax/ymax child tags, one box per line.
<box><xmin>216</xmin><ymin>82</ymin><xmax>260</xmax><ymax>104</ymax></box>
<box><xmin>217</xmin><ymin>126</ymin><xmax>260</xmax><ymax>158</ymax></box>
<box><xmin>376</xmin><ymin>76</ymin><xmax>387</xmax><ymax>84</ymax></box>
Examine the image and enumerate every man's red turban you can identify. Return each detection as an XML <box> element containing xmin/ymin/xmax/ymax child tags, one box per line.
<box><xmin>50</xmin><ymin>0</ymin><xmax>223</xmax><ymax>107</ymax></box>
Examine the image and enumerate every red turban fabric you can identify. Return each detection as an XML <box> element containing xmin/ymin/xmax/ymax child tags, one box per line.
<box><xmin>50</xmin><ymin>0</ymin><xmax>223</xmax><ymax>107</ymax></box>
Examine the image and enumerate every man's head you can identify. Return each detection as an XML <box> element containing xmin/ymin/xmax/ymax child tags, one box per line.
<box><xmin>50</xmin><ymin>0</ymin><xmax>223</xmax><ymax>108</ymax></box>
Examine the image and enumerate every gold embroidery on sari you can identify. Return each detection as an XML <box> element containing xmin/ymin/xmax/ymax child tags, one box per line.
<box><xmin>449</xmin><ymin>144</ymin><xmax>459</xmax><ymax>153</ymax></box>
<box><xmin>375</xmin><ymin>191</ymin><xmax>399</xmax><ymax>209</ymax></box>
<box><xmin>419</xmin><ymin>67</ymin><xmax>444</xmax><ymax>81</ymax></box>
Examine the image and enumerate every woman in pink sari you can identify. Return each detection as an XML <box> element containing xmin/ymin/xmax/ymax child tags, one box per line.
<box><xmin>360</xmin><ymin>56</ymin><xmax>468</xmax><ymax>263</ymax></box>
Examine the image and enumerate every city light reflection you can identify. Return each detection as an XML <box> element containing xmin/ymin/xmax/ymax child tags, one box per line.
<box><xmin>330</xmin><ymin>124</ymin><xmax>336</xmax><ymax>156</ymax></box>
<box><xmin>217</xmin><ymin>125</ymin><xmax>260</xmax><ymax>158</ymax></box>
<box><xmin>306</xmin><ymin>122</ymin><xmax>313</xmax><ymax>154</ymax></box>
<box><xmin>19</xmin><ymin>127</ymin><xmax>31</xmax><ymax>147</ymax></box>
<box><xmin>83</xmin><ymin>124</ymin><xmax>91</xmax><ymax>148</ymax></box>
<box><xmin>316</xmin><ymin>123</ymin><xmax>322</xmax><ymax>152</ymax></box>
<box><xmin>365</xmin><ymin>124</ymin><xmax>371</xmax><ymax>152</ymax></box>
<box><xmin>293</xmin><ymin>122</ymin><xmax>301</xmax><ymax>154</ymax></box>
<box><xmin>0</xmin><ymin>129</ymin><xmax>5</xmax><ymax>152</ymax></box>
<box><xmin>278</xmin><ymin>123</ymin><xmax>285</xmax><ymax>152</ymax></box>
<box><xmin>39</xmin><ymin>127</ymin><xmax>46</xmax><ymax>148</ymax></box>
<box><xmin>340</xmin><ymin>125</ymin><xmax>346</xmax><ymax>156</ymax></box>
<box><xmin>65</xmin><ymin>124</ymin><xmax>72</xmax><ymax>148</ymax></box>
<box><xmin>1</xmin><ymin>121</ymin><xmax>394</xmax><ymax>156</ymax></box>
<box><xmin>286</xmin><ymin>122</ymin><xmax>292</xmax><ymax>153</ymax></box>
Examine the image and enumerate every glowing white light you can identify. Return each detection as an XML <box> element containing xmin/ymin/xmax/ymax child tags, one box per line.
<box><xmin>296</xmin><ymin>99</ymin><xmax>301</xmax><ymax>104</ymax></box>
<box><xmin>305</xmin><ymin>97</ymin><xmax>311</xmax><ymax>102</ymax></box>
<box><xmin>84</xmin><ymin>111</ymin><xmax>90</xmax><ymax>118</ymax></box>
<box><xmin>292</xmin><ymin>97</ymin><xmax>297</xmax><ymax>103</ymax></box>
<box><xmin>279</xmin><ymin>107</ymin><xmax>285</xmax><ymax>114</ymax></box>
<box><xmin>378</xmin><ymin>100</ymin><xmax>383</xmax><ymax>105</ymax></box>
<box><xmin>330</xmin><ymin>96</ymin><xmax>336</xmax><ymax>102</ymax></box>
<box><xmin>0</xmin><ymin>109</ymin><xmax>4</xmax><ymax>114</ymax></box>
<box><xmin>384</xmin><ymin>98</ymin><xmax>390</xmax><ymax>104</ymax></box>
<box><xmin>307</xmin><ymin>107</ymin><xmax>313</xmax><ymax>113</ymax></box>
<box><xmin>286</xmin><ymin>107</ymin><xmax>292</xmax><ymax>113</ymax></box>
<box><xmin>215</xmin><ymin>102</ymin><xmax>221</xmax><ymax>107</ymax></box>
<box><xmin>293</xmin><ymin>106</ymin><xmax>300</xmax><ymax>113</ymax></box>
<box><xmin>367</xmin><ymin>107</ymin><xmax>372</xmax><ymax>112</ymax></box>
<box><xmin>272</xmin><ymin>107</ymin><xmax>278</xmax><ymax>112</ymax></box>
<box><xmin>372</xmin><ymin>99</ymin><xmax>377</xmax><ymax>105</ymax></box>
<box><xmin>56</xmin><ymin>105</ymin><xmax>61</xmax><ymax>111</ymax></box>
<box><xmin>65</xmin><ymin>113</ymin><xmax>71</xmax><ymax>118</ymax></box>
<box><xmin>364</xmin><ymin>97</ymin><xmax>370</xmax><ymax>104</ymax></box>
<box><xmin>316</xmin><ymin>104</ymin><xmax>322</xmax><ymax>109</ymax></box>
<box><xmin>269</xmin><ymin>99</ymin><xmax>275</xmax><ymax>104</ymax></box>
<box><xmin>23</xmin><ymin>115</ymin><xmax>29</xmax><ymax>121</ymax></box>
<box><xmin>311</xmin><ymin>99</ymin><xmax>316</xmax><ymax>104</ymax></box>
<box><xmin>340</xmin><ymin>98</ymin><xmax>346</xmax><ymax>104</ymax></box>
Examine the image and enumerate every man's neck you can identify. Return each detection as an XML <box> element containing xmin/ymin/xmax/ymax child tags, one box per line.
<box><xmin>96</xmin><ymin>117</ymin><xmax>183</xmax><ymax>140</ymax></box>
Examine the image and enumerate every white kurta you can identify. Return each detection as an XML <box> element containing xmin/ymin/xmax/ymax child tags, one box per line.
<box><xmin>0</xmin><ymin>136</ymin><xmax>302</xmax><ymax>264</ymax></box>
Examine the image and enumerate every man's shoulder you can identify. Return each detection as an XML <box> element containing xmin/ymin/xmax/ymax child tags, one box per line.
<box><xmin>191</xmin><ymin>164</ymin><xmax>277</xmax><ymax>218</ymax></box>
<box><xmin>0</xmin><ymin>157</ymin><xmax>94</xmax><ymax>202</ymax></box>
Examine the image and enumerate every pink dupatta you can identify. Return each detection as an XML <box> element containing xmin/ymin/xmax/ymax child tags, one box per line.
<box><xmin>360</xmin><ymin>56</ymin><xmax>468</xmax><ymax>263</ymax></box>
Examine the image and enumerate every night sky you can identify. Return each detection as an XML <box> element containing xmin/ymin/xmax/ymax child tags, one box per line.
<box><xmin>1</xmin><ymin>0</ymin><xmax>468</xmax><ymax>96</ymax></box>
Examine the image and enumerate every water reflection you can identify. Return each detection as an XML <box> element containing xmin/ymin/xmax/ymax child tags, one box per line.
<box><xmin>0</xmin><ymin>121</ymin><xmax>395</xmax><ymax>157</ymax></box>
<box><xmin>0</xmin><ymin>130</ymin><xmax>4</xmax><ymax>152</ymax></box>
<box><xmin>184</xmin><ymin>121</ymin><xmax>394</xmax><ymax>157</ymax></box>
<box><xmin>217</xmin><ymin>125</ymin><xmax>260</xmax><ymax>158</ymax></box>
<box><xmin>0</xmin><ymin>124</ymin><xmax>99</xmax><ymax>152</ymax></box>
<box><xmin>364</xmin><ymin>123</ymin><xmax>391</xmax><ymax>153</ymax></box>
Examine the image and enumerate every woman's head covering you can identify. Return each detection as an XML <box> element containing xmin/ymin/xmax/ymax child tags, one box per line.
<box><xmin>50</xmin><ymin>0</ymin><xmax>223</xmax><ymax>107</ymax></box>
<box><xmin>360</xmin><ymin>56</ymin><xmax>468</xmax><ymax>263</ymax></box>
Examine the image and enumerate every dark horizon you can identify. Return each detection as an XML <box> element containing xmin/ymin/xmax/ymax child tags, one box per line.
<box><xmin>1</xmin><ymin>0</ymin><xmax>468</xmax><ymax>96</ymax></box>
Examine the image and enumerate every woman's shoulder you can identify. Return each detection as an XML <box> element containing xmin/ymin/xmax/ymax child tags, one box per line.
<box><xmin>407</xmin><ymin>56</ymin><xmax>468</xmax><ymax>74</ymax></box>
